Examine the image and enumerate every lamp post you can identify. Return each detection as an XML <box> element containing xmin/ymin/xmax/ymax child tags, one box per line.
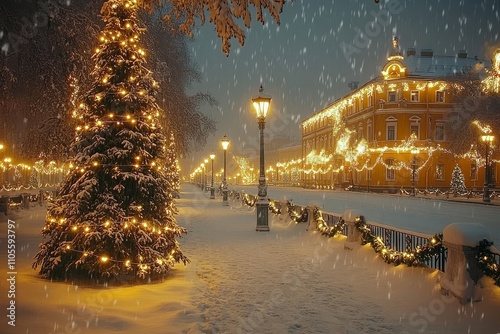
<box><xmin>482</xmin><ymin>135</ymin><xmax>494</xmax><ymax>203</ymax></box>
<box><xmin>252</xmin><ymin>85</ymin><xmax>271</xmax><ymax>232</ymax></box>
<box><xmin>198</xmin><ymin>167</ymin><xmax>202</xmax><ymax>188</ymax></box>
<box><xmin>201</xmin><ymin>162</ymin><xmax>205</xmax><ymax>191</ymax></box>
<box><xmin>210</xmin><ymin>153</ymin><xmax>215</xmax><ymax>199</ymax></box>
<box><xmin>0</xmin><ymin>144</ymin><xmax>4</xmax><ymax>187</ymax></box>
<box><xmin>221</xmin><ymin>135</ymin><xmax>230</xmax><ymax>205</ymax></box>
<box><xmin>410</xmin><ymin>149</ymin><xmax>418</xmax><ymax>196</ymax></box>
<box><xmin>204</xmin><ymin>158</ymin><xmax>209</xmax><ymax>191</ymax></box>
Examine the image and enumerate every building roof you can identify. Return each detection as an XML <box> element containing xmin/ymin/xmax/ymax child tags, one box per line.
<box><xmin>389</xmin><ymin>37</ymin><xmax>489</xmax><ymax>78</ymax></box>
<box><xmin>301</xmin><ymin>38</ymin><xmax>494</xmax><ymax>127</ymax></box>
<box><xmin>403</xmin><ymin>52</ymin><xmax>488</xmax><ymax>78</ymax></box>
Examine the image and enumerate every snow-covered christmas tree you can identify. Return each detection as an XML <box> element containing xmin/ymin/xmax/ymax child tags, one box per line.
<box><xmin>450</xmin><ymin>164</ymin><xmax>467</xmax><ymax>194</ymax></box>
<box><xmin>32</xmin><ymin>0</ymin><xmax>188</xmax><ymax>282</ymax></box>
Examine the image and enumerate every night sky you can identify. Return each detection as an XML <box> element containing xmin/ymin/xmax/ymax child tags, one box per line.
<box><xmin>183</xmin><ymin>0</ymin><xmax>500</xmax><ymax>172</ymax></box>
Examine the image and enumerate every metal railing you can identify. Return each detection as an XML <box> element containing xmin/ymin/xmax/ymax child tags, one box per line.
<box><xmin>228</xmin><ymin>190</ymin><xmax>500</xmax><ymax>276</ymax></box>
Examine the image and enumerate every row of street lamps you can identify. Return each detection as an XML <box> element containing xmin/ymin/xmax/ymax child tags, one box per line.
<box><xmin>193</xmin><ymin>86</ymin><xmax>272</xmax><ymax>231</ymax></box>
<box><xmin>196</xmin><ymin>88</ymin><xmax>495</xmax><ymax>235</ymax></box>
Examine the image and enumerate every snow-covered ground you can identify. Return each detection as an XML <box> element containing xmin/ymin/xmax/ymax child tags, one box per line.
<box><xmin>1</xmin><ymin>183</ymin><xmax>500</xmax><ymax>334</ymax></box>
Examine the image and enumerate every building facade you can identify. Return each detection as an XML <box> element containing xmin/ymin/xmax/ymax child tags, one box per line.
<box><xmin>301</xmin><ymin>38</ymin><xmax>497</xmax><ymax>192</ymax></box>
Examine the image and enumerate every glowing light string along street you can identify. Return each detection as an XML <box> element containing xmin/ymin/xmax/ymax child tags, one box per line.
<box><xmin>270</xmin><ymin>132</ymin><xmax>497</xmax><ymax>178</ymax></box>
<box><xmin>0</xmin><ymin>158</ymin><xmax>67</xmax><ymax>191</ymax></box>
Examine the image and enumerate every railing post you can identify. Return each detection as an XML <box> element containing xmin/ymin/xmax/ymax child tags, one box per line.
<box><xmin>440</xmin><ymin>223</ymin><xmax>492</xmax><ymax>303</ymax></box>
<box><xmin>38</xmin><ymin>190</ymin><xmax>44</xmax><ymax>206</ymax></box>
<box><xmin>22</xmin><ymin>193</ymin><xmax>30</xmax><ymax>210</ymax></box>
<box><xmin>0</xmin><ymin>196</ymin><xmax>9</xmax><ymax>216</ymax></box>
<box><xmin>343</xmin><ymin>209</ymin><xmax>362</xmax><ymax>250</ymax></box>
<box><xmin>306</xmin><ymin>205</ymin><xmax>316</xmax><ymax>231</ymax></box>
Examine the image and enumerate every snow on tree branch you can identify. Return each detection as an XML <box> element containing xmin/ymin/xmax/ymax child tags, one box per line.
<box><xmin>145</xmin><ymin>0</ymin><xmax>284</xmax><ymax>55</ymax></box>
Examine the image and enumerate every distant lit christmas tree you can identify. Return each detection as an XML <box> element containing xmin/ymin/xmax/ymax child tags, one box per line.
<box><xmin>450</xmin><ymin>164</ymin><xmax>467</xmax><ymax>193</ymax></box>
<box><xmin>33</xmin><ymin>0</ymin><xmax>188</xmax><ymax>282</ymax></box>
<box><xmin>29</xmin><ymin>168</ymin><xmax>38</xmax><ymax>188</ymax></box>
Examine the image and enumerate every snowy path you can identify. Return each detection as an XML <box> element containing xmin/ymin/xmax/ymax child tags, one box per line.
<box><xmin>1</xmin><ymin>184</ymin><xmax>499</xmax><ymax>334</ymax></box>
<box><xmin>229</xmin><ymin>185</ymin><xmax>500</xmax><ymax>245</ymax></box>
<box><xmin>177</xmin><ymin>184</ymin><xmax>500</xmax><ymax>334</ymax></box>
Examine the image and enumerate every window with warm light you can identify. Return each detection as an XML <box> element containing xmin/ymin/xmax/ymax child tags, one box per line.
<box><xmin>386</xmin><ymin>159</ymin><xmax>396</xmax><ymax>181</ymax></box>
<box><xmin>387</xmin><ymin>124</ymin><xmax>396</xmax><ymax>141</ymax></box>
<box><xmin>410</xmin><ymin>90</ymin><xmax>420</xmax><ymax>102</ymax></box>
<box><xmin>436</xmin><ymin>91</ymin><xmax>445</xmax><ymax>103</ymax></box>
<box><xmin>388</xmin><ymin>91</ymin><xmax>397</xmax><ymax>103</ymax></box>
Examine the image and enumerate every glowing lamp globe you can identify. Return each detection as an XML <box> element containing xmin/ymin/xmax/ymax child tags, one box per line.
<box><xmin>481</xmin><ymin>135</ymin><xmax>494</xmax><ymax>143</ymax></box>
<box><xmin>252</xmin><ymin>85</ymin><xmax>271</xmax><ymax>120</ymax></box>
<box><xmin>221</xmin><ymin>135</ymin><xmax>230</xmax><ymax>151</ymax></box>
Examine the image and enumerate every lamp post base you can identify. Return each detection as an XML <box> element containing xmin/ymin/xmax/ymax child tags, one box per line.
<box><xmin>210</xmin><ymin>187</ymin><xmax>215</xmax><ymax>199</ymax></box>
<box><xmin>483</xmin><ymin>185</ymin><xmax>490</xmax><ymax>203</ymax></box>
<box><xmin>255</xmin><ymin>199</ymin><xmax>269</xmax><ymax>231</ymax></box>
<box><xmin>222</xmin><ymin>189</ymin><xmax>229</xmax><ymax>206</ymax></box>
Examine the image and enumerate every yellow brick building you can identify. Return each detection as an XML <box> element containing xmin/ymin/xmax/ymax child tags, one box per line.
<box><xmin>301</xmin><ymin>38</ymin><xmax>497</xmax><ymax>192</ymax></box>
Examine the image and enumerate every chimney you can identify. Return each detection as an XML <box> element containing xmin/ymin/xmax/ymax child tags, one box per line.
<box><xmin>348</xmin><ymin>81</ymin><xmax>359</xmax><ymax>91</ymax></box>
<box><xmin>458</xmin><ymin>50</ymin><xmax>468</xmax><ymax>58</ymax></box>
<box><xmin>420</xmin><ymin>49</ymin><xmax>433</xmax><ymax>57</ymax></box>
<box><xmin>406</xmin><ymin>48</ymin><xmax>416</xmax><ymax>57</ymax></box>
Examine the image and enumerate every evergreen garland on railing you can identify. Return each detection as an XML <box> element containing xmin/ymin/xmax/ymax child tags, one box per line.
<box><xmin>475</xmin><ymin>239</ymin><xmax>500</xmax><ymax>286</ymax></box>
<box><xmin>236</xmin><ymin>193</ymin><xmax>500</xmax><ymax>284</ymax></box>
<box><xmin>242</xmin><ymin>193</ymin><xmax>257</xmax><ymax>207</ymax></box>
<box><xmin>399</xmin><ymin>187</ymin><xmax>499</xmax><ymax>200</ymax></box>
<box><xmin>354</xmin><ymin>216</ymin><xmax>444</xmax><ymax>267</ymax></box>
<box><xmin>288</xmin><ymin>205</ymin><xmax>308</xmax><ymax>223</ymax></box>
<box><xmin>268</xmin><ymin>199</ymin><xmax>281</xmax><ymax>215</ymax></box>
<box><xmin>313</xmin><ymin>206</ymin><xmax>345</xmax><ymax>237</ymax></box>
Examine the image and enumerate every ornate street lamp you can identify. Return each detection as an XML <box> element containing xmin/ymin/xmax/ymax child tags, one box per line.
<box><xmin>210</xmin><ymin>153</ymin><xmax>215</xmax><ymax>199</ymax></box>
<box><xmin>252</xmin><ymin>85</ymin><xmax>271</xmax><ymax>232</ymax></box>
<box><xmin>204</xmin><ymin>158</ymin><xmax>209</xmax><ymax>192</ymax></box>
<box><xmin>200</xmin><ymin>163</ymin><xmax>205</xmax><ymax>190</ymax></box>
<box><xmin>410</xmin><ymin>149</ymin><xmax>419</xmax><ymax>196</ymax></box>
<box><xmin>221</xmin><ymin>135</ymin><xmax>230</xmax><ymax>205</ymax></box>
<box><xmin>482</xmin><ymin>134</ymin><xmax>494</xmax><ymax>203</ymax></box>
